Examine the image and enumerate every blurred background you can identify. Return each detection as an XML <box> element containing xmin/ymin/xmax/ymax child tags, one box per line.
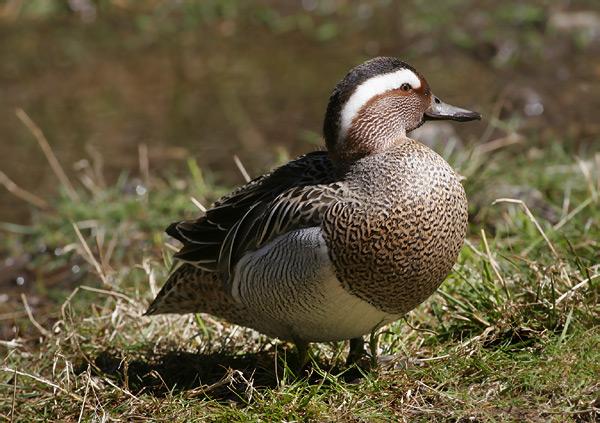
<box><xmin>0</xmin><ymin>0</ymin><xmax>599</xmax><ymax>342</ymax></box>
<box><xmin>1</xmin><ymin>0</ymin><xmax>598</xmax><ymax>224</ymax></box>
<box><xmin>1</xmin><ymin>4</ymin><xmax>600</xmax><ymax>417</ymax></box>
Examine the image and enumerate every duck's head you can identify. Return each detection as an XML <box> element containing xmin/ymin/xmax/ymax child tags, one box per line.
<box><xmin>323</xmin><ymin>57</ymin><xmax>481</xmax><ymax>163</ymax></box>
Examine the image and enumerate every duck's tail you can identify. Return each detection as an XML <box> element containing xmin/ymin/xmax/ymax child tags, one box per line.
<box><xmin>144</xmin><ymin>263</ymin><xmax>252</xmax><ymax>327</ymax></box>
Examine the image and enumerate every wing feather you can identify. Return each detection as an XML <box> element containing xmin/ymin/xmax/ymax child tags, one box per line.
<box><xmin>165</xmin><ymin>151</ymin><xmax>346</xmax><ymax>285</ymax></box>
<box><xmin>219</xmin><ymin>183</ymin><xmax>348</xmax><ymax>281</ymax></box>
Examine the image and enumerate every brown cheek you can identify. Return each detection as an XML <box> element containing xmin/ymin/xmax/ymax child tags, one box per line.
<box><xmin>390</xmin><ymin>88</ymin><xmax>411</xmax><ymax>97</ymax></box>
<box><xmin>416</xmin><ymin>76</ymin><xmax>431</xmax><ymax>96</ymax></box>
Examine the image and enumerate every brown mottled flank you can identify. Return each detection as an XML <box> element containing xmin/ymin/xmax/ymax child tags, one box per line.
<box><xmin>146</xmin><ymin>57</ymin><xmax>479</xmax><ymax>353</ymax></box>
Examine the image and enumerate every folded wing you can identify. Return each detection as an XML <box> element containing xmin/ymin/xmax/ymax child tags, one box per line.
<box><xmin>166</xmin><ymin>151</ymin><xmax>347</xmax><ymax>285</ymax></box>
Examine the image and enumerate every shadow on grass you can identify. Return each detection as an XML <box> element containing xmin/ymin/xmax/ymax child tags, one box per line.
<box><xmin>87</xmin><ymin>349</ymin><xmax>365</xmax><ymax>402</ymax></box>
<box><xmin>91</xmin><ymin>350</ymin><xmax>279</xmax><ymax>400</ymax></box>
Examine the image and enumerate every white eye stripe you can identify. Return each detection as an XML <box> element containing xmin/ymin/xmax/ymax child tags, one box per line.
<box><xmin>339</xmin><ymin>69</ymin><xmax>421</xmax><ymax>139</ymax></box>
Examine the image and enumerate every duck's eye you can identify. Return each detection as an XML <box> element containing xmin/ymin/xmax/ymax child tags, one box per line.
<box><xmin>400</xmin><ymin>83</ymin><xmax>412</xmax><ymax>92</ymax></box>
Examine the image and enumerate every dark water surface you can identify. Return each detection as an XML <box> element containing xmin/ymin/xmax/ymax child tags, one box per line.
<box><xmin>1</xmin><ymin>1</ymin><xmax>599</xmax><ymax>222</ymax></box>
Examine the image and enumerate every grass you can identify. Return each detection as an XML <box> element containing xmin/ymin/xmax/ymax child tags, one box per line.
<box><xmin>0</xmin><ymin>121</ymin><xmax>599</xmax><ymax>422</ymax></box>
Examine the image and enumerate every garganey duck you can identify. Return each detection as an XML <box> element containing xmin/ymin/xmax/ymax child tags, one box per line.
<box><xmin>146</xmin><ymin>57</ymin><xmax>481</xmax><ymax>365</ymax></box>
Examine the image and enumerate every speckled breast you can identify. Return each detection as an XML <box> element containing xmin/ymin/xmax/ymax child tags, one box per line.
<box><xmin>322</xmin><ymin>141</ymin><xmax>468</xmax><ymax>315</ymax></box>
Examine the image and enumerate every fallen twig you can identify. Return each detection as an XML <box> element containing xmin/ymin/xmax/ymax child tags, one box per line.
<box><xmin>16</xmin><ymin>108</ymin><xmax>79</xmax><ymax>202</ymax></box>
<box><xmin>20</xmin><ymin>294</ymin><xmax>51</xmax><ymax>337</ymax></box>
<box><xmin>72</xmin><ymin>222</ymin><xmax>109</xmax><ymax>286</ymax></box>
<box><xmin>492</xmin><ymin>198</ymin><xmax>559</xmax><ymax>258</ymax></box>
<box><xmin>480</xmin><ymin>229</ymin><xmax>510</xmax><ymax>300</ymax></box>
<box><xmin>233</xmin><ymin>154</ymin><xmax>251</xmax><ymax>183</ymax></box>
<box><xmin>556</xmin><ymin>273</ymin><xmax>600</xmax><ymax>305</ymax></box>
<box><xmin>0</xmin><ymin>170</ymin><xmax>49</xmax><ymax>209</ymax></box>
<box><xmin>0</xmin><ymin>366</ymin><xmax>83</xmax><ymax>402</ymax></box>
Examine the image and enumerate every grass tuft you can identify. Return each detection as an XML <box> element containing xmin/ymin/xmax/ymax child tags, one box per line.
<box><xmin>1</xmin><ymin>135</ymin><xmax>598</xmax><ymax>421</ymax></box>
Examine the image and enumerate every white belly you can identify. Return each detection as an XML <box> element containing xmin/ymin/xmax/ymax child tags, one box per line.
<box><xmin>289</xmin><ymin>268</ymin><xmax>398</xmax><ymax>341</ymax></box>
<box><xmin>231</xmin><ymin>227</ymin><xmax>399</xmax><ymax>342</ymax></box>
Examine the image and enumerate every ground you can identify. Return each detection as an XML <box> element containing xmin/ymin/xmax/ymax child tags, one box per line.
<box><xmin>0</xmin><ymin>133</ymin><xmax>598</xmax><ymax>422</ymax></box>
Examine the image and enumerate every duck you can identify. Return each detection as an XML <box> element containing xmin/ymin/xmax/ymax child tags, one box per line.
<box><xmin>145</xmin><ymin>57</ymin><xmax>481</xmax><ymax>366</ymax></box>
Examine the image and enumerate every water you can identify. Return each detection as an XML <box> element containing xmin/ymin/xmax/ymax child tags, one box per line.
<box><xmin>1</xmin><ymin>1</ymin><xmax>599</xmax><ymax>223</ymax></box>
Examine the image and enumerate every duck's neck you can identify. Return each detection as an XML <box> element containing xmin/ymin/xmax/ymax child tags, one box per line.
<box><xmin>331</xmin><ymin>128</ymin><xmax>409</xmax><ymax>164</ymax></box>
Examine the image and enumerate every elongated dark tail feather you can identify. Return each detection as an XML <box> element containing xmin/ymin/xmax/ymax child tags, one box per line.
<box><xmin>165</xmin><ymin>221</ymin><xmax>182</xmax><ymax>241</ymax></box>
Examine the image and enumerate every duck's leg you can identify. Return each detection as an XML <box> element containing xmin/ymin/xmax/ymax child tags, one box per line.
<box><xmin>346</xmin><ymin>337</ymin><xmax>366</xmax><ymax>365</ymax></box>
<box><xmin>369</xmin><ymin>330</ymin><xmax>380</xmax><ymax>368</ymax></box>
<box><xmin>293</xmin><ymin>338</ymin><xmax>310</xmax><ymax>371</ymax></box>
